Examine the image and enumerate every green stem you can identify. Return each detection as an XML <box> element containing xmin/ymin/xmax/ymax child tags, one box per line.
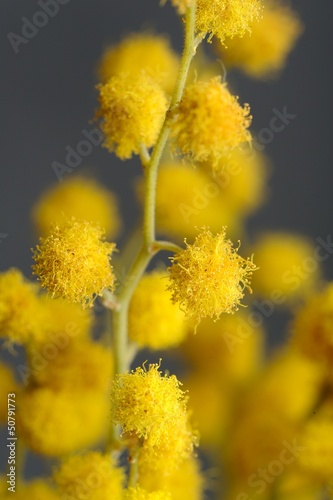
<box><xmin>128</xmin><ymin>445</ymin><xmax>140</xmax><ymax>489</ymax></box>
<box><xmin>143</xmin><ymin>1</ymin><xmax>197</xmax><ymax>247</ymax></box>
<box><xmin>111</xmin><ymin>1</ymin><xmax>198</xmax><ymax>376</ymax></box>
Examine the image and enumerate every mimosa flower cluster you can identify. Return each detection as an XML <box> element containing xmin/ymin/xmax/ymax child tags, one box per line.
<box><xmin>2</xmin><ymin>1</ymin><xmax>327</xmax><ymax>499</ymax></box>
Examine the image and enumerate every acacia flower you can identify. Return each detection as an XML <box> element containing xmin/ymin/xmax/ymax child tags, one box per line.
<box><xmin>128</xmin><ymin>271</ymin><xmax>187</xmax><ymax>350</ymax></box>
<box><xmin>97</xmin><ymin>32</ymin><xmax>179</xmax><ymax>94</ymax></box>
<box><xmin>171</xmin><ymin>0</ymin><xmax>262</xmax><ymax>44</ymax></box>
<box><xmin>96</xmin><ymin>72</ymin><xmax>167</xmax><ymax>160</ymax></box>
<box><xmin>170</xmin><ymin>78</ymin><xmax>251</xmax><ymax>164</ymax></box>
<box><xmin>32</xmin><ymin>176</ymin><xmax>120</xmax><ymax>238</ymax></box>
<box><xmin>18</xmin><ymin>387</ymin><xmax>109</xmax><ymax>456</ymax></box>
<box><xmin>139</xmin><ymin>455</ymin><xmax>204</xmax><ymax>500</ymax></box>
<box><xmin>32</xmin><ymin>218</ymin><xmax>116</xmax><ymax>307</ymax></box>
<box><xmin>167</xmin><ymin>228</ymin><xmax>256</xmax><ymax>324</ymax></box>
<box><xmin>111</xmin><ymin>364</ymin><xmax>190</xmax><ymax>447</ymax></box>
<box><xmin>54</xmin><ymin>452</ymin><xmax>125</xmax><ymax>500</ymax></box>
<box><xmin>218</xmin><ymin>2</ymin><xmax>303</xmax><ymax>79</ymax></box>
<box><xmin>0</xmin><ymin>268</ymin><xmax>45</xmax><ymax>345</ymax></box>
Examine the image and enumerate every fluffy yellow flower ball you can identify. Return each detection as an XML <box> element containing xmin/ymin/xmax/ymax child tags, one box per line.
<box><xmin>171</xmin><ymin>0</ymin><xmax>262</xmax><ymax>43</ymax></box>
<box><xmin>243</xmin><ymin>349</ymin><xmax>325</xmax><ymax>423</ymax></box>
<box><xmin>139</xmin><ymin>455</ymin><xmax>204</xmax><ymax>500</ymax></box>
<box><xmin>97</xmin><ymin>33</ymin><xmax>179</xmax><ymax>94</ymax></box>
<box><xmin>32</xmin><ymin>339</ymin><xmax>113</xmax><ymax>392</ymax></box>
<box><xmin>18</xmin><ymin>387</ymin><xmax>109</xmax><ymax>456</ymax></box>
<box><xmin>147</xmin><ymin>162</ymin><xmax>237</xmax><ymax>241</ymax></box>
<box><xmin>37</xmin><ymin>296</ymin><xmax>93</xmax><ymax>343</ymax></box>
<box><xmin>170</xmin><ymin>78</ymin><xmax>251</xmax><ymax>164</ymax></box>
<box><xmin>138</xmin><ymin>408</ymin><xmax>197</xmax><ymax>474</ymax></box>
<box><xmin>54</xmin><ymin>452</ymin><xmax>125</xmax><ymax>500</ymax></box>
<box><xmin>219</xmin><ymin>2</ymin><xmax>303</xmax><ymax>79</ymax></box>
<box><xmin>205</xmin><ymin>148</ymin><xmax>269</xmax><ymax>217</ymax></box>
<box><xmin>32</xmin><ymin>176</ymin><xmax>120</xmax><ymax>238</ymax></box>
<box><xmin>291</xmin><ymin>283</ymin><xmax>333</xmax><ymax>365</ymax></box>
<box><xmin>97</xmin><ymin>72</ymin><xmax>167</xmax><ymax>160</ymax></box>
<box><xmin>167</xmin><ymin>228</ymin><xmax>256</xmax><ymax>324</ymax></box>
<box><xmin>32</xmin><ymin>218</ymin><xmax>116</xmax><ymax>307</ymax></box>
<box><xmin>251</xmin><ymin>232</ymin><xmax>319</xmax><ymax>303</ymax></box>
<box><xmin>111</xmin><ymin>364</ymin><xmax>189</xmax><ymax>447</ymax></box>
<box><xmin>128</xmin><ymin>271</ymin><xmax>187</xmax><ymax>350</ymax></box>
<box><xmin>0</xmin><ymin>269</ymin><xmax>45</xmax><ymax>345</ymax></box>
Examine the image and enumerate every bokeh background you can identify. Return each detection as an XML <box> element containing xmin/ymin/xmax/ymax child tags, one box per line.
<box><xmin>1</xmin><ymin>0</ymin><xmax>333</xmax><ymax>493</ymax></box>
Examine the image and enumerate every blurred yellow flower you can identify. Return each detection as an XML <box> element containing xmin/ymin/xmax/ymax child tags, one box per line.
<box><xmin>251</xmin><ymin>232</ymin><xmax>319</xmax><ymax>303</ymax></box>
<box><xmin>291</xmin><ymin>282</ymin><xmax>333</xmax><ymax>366</ymax></box>
<box><xmin>128</xmin><ymin>270</ymin><xmax>187</xmax><ymax>350</ymax></box>
<box><xmin>54</xmin><ymin>452</ymin><xmax>125</xmax><ymax>500</ymax></box>
<box><xmin>219</xmin><ymin>1</ymin><xmax>303</xmax><ymax>79</ymax></box>
<box><xmin>139</xmin><ymin>455</ymin><xmax>204</xmax><ymax>500</ymax></box>
<box><xmin>124</xmin><ymin>486</ymin><xmax>171</xmax><ymax>500</ymax></box>
<box><xmin>97</xmin><ymin>32</ymin><xmax>179</xmax><ymax>94</ymax></box>
<box><xmin>18</xmin><ymin>387</ymin><xmax>109</xmax><ymax>456</ymax></box>
<box><xmin>32</xmin><ymin>176</ymin><xmax>120</xmax><ymax>238</ymax></box>
<box><xmin>0</xmin><ymin>269</ymin><xmax>45</xmax><ymax>345</ymax></box>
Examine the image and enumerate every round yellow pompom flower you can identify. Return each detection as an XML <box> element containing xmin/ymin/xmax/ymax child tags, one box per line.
<box><xmin>171</xmin><ymin>0</ymin><xmax>262</xmax><ymax>44</ymax></box>
<box><xmin>0</xmin><ymin>269</ymin><xmax>45</xmax><ymax>345</ymax></box>
<box><xmin>97</xmin><ymin>72</ymin><xmax>167</xmax><ymax>160</ymax></box>
<box><xmin>111</xmin><ymin>364</ymin><xmax>188</xmax><ymax>447</ymax></box>
<box><xmin>167</xmin><ymin>228</ymin><xmax>256</xmax><ymax>324</ymax></box>
<box><xmin>18</xmin><ymin>387</ymin><xmax>109</xmax><ymax>456</ymax></box>
<box><xmin>32</xmin><ymin>176</ymin><xmax>120</xmax><ymax>238</ymax></box>
<box><xmin>97</xmin><ymin>33</ymin><xmax>179</xmax><ymax>94</ymax></box>
<box><xmin>251</xmin><ymin>232</ymin><xmax>319</xmax><ymax>303</ymax></box>
<box><xmin>129</xmin><ymin>271</ymin><xmax>187</xmax><ymax>350</ymax></box>
<box><xmin>32</xmin><ymin>218</ymin><xmax>116</xmax><ymax>307</ymax></box>
<box><xmin>219</xmin><ymin>2</ymin><xmax>303</xmax><ymax>79</ymax></box>
<box><xmin>54</xmin><ymin>452</ymin><xmax>125</xmax><ymax>500</ymax></box>
<box><xmin>170</xmin><ymin>78</ymin><xmax>251</xmax><ymax>164</ymax></box>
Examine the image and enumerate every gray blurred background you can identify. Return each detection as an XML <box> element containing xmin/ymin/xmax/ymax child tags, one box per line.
<box><xmin>1</xmin><ymin>0</ymin><xmax>333</xmax><ymax>491</ymax></box>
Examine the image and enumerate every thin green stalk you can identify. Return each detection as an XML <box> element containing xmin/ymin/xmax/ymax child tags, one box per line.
<box><xmin>143</xmin><ymin>1</ymin><xmax>197</xmax><ymax>247</ymax></box>
<box><xmin>111</xmin><ymin>1</ymin><xmax>198</xmax><ymax>376</ymax></box>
